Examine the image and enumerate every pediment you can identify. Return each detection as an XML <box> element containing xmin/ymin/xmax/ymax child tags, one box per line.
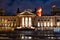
<box><xmin>18</xmin><ymin>11</ymin><xmax>35</xmax><ymax>15</ymax></box>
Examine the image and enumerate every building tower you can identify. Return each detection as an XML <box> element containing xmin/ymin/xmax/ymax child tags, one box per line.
<box><xmin>16</xmin><ymin>8</ymin><xmax>20</xmax><ymax>15</ymax></box>
<box><xmin>51</xmin><ymin>3</ymin><xmax>60</xmax><ymax>16</ymax></box>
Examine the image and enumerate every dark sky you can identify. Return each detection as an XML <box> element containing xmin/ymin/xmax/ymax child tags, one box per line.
<box><xmin>0</xmin><ymin>0</ymin><xmax>60</xmax><ymax>15</ymax></box>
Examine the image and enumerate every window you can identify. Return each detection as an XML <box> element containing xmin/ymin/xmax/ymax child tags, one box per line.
<box><xmin>37</xmin><ymin>22</ymin><xmax>40</xmax><ymax>27</ymax></box>
<box><xmin>5</xmin><ymin>23</ymin><xmax>7</xmax><ymax>27</ymax></box>
<box><xmin>57</xmin><ymin>22</ymin><xmax>60</xmax><ymax>26</ymax></box>
<box><xmin>44</xmin><ymin>22</ymin><xmax>46</xmax><ymax>27</ymax></box>
<box><xmin>7</xmin><ymin>23</ymin><xmax>10</xmax><ymax>27</ymax></box>
<box><xmin>7</xmin><ymin>21</ymin><xmax>11</xmax><ymax>27</ymax></box>
<box><xmin>41</xmin><ymin>22</ymin><xmax>43</xmax><ymax>27</ymax></box>
<box><xmin>14</xmin><ymin>19</ymin><xmax>16</xmax><ymax>21</ymax></box>
<box><xmin>51</xmin><ymin>22</ymin><xmax>53</xmax><ymax>27</ymax></box>
<box><xmin>38</xmin><ymin>19</ymin><xmax>40</xmax><ymax>21</ymax></box>
<box><xmin>21</xmin><ymin>36</ymin><xmax>24</xmax><ymax>39</ymax></box>
<box><xmin>47</xmin><ymin>22</ymin><xmax>49</xmax><ymax>27</ymax></box>
<box><xmin>48</xmin><ymin>20</ymin><xmax>49</xmax><ymax>21</ymax></box>
<box><xmin>11</xmin><ymin>22</ymin><xmax>13</xmax><ymax>27</ymax></box>
<box><xmin>57</xmin><ymin>20</ymin><xmax>60</xmax><ymax>22</ymax></box>
<box><xmin>28</xmin><ymin>36</ymin><xmax>32</xmax><ymax>39</ymax></box>
<box><xmin>14</xmin><ymin>23</ymin><xmax>16</xmax><ymax>27</ymax></box>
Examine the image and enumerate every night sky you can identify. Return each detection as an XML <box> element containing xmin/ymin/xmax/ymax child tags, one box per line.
<box><xmin>0</xmin><ymin>0</ymin><xmax>60</xmax><ymax>15</ymax></box>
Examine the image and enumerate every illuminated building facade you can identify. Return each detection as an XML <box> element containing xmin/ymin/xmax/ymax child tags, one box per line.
<box><xmin>0</xmin><ymin>8</ymin><xmax>60</xmax><ymax>31</ymax></box>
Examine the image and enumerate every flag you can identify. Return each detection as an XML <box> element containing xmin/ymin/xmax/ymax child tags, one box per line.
<box><xmin>37</xmin><ymin>7</ymin><xmax>42</xmax><ymax>16</ymax></box>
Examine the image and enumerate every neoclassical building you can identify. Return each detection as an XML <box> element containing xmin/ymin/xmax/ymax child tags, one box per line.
<box><xmin>0</xmin><ymin>8</ymin><xmax>60</xmax><ymax>31</ymax></box>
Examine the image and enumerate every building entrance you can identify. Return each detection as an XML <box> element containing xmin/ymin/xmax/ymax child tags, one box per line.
<box><xmin>22</xmin><ymin>17</ymin><xmax>32</xmax><ymax>28</ymax></box>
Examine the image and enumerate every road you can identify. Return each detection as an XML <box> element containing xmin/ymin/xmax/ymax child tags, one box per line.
<box><xmin>0</xmin><ymin>29</ymin><xmax>60</xmax><ymax>40</ymax></box>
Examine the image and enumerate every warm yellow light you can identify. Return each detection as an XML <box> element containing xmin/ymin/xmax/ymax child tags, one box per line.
<box><xmin>11</xmin><ymin>23</ymin><xmax>13</xmax><ymax>27</ymax></box>
<box><xmin>22</xmin><ymin>17</ymin><xmax>24</xmax><ymax>27</ymax></box>
<box><xmin>57</xmin><ymin>22</ymin><xmax>60</xmax><ymax>26</ymax></box>
<box><xmin>28</xmin><ymin>37</ymin><xmax>32</xmax><ymax>39</ymax></box>
<box><xmin>47</xmin><ymin>22</ymin><xmax>49</xmax><ymax>27</ymax></box>
<box><xmin>2</xmin><ymin>19</ymin><xmax>8</xmax><ymax>23</ymax></box>
<box><xmin>44</xmin><ymin>22</ymin><xmax>46</xmax><ymax>27</ymax></box>
<box><xmin>25</xmin><ymin>17</ymin><xmax>28</xmax><ymax>27</ymax></box>
<box><xmin>29</xmin><ymin>17</ymin><xmax>31</xmax><ymax>27</ymax></box>
<box><xmin>4</xmin><ymin>19</ymin><xmax>8</xmax><ymax>23</ymax></box>
<box><xmin>21</xmin><ymin>36</ymin><xmax>24</xmax><ymax>39</ymax></box>
<box><xmin>51</xmin><ymin>22</ymin><xmax>53</xmax><ymax>26</ymax></box>
<box><xmin>14</xmin><ymin>23</ymin><xmax>16</xmax><ymax>26</ymax></box>
<box><xmin>38</xmin><ymin>22</ymin><xmax>40</xmax><ymax>27</ymax></box>
<box><xmin>5</xmin><ymin>23</ymin><xmax>7</xmax><ymax>27</ymax></box>
<box><xmin>41</xmin><ymin>22</ymin><xmax>43</xmax><ymax>27</ymax></box>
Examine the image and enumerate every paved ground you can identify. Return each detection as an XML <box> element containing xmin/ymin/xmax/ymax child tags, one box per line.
<box><xmin>0</xmin><ymin>29</ymin><xmax>60</xmax><ymax>40</ymax></box>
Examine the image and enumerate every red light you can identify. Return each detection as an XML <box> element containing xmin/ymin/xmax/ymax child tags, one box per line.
<box><xmin>52</xmin><ymin>5</ymin><xmax>56</xmax><ymax>8</ymax></box>
<box><xmin>52</xmin><ymin>3</ymin><xmax>56</xmax><ymax>8</ymax></box>
<box><xmin>37</xmin><ymin>7</ymin><xmax>42</xmax><ymax>16</ymax></box>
